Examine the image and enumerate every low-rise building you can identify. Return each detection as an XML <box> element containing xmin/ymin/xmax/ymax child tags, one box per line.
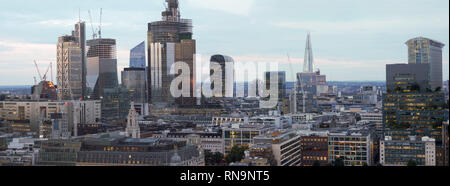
<box><xmin>328</xmin><ymin>132</ymin><xmax>372</xmax><ymax>166</ymax></box>
<box><xmin>222</xmin><ymin>124</ymin><xmax>272</xmax><ymax>154</ymax></box>
<box><xmin>167</xmin><ymin>131</ymin><xmax>224</xmax><ymax>154</ymax></box>
<box><xmin>253</xmin><ymin>130</ymin><xmax>301</xmax><ymax>166</ymax></box>
<box><xmin>300</xmin><ymin>135</ymin><xmax>328</xmax><ymax>166</ymax></box>
<box><xmin>380</xmin><ymin>136</ymin><xmax>436</xmax><ymax>166</ymax></box>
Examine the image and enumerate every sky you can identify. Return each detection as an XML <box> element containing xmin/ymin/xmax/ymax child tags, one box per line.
<box><xmin>0</xmin><ymin>0</ymin><xmax>448</xmax><ymax>85</ymax></box>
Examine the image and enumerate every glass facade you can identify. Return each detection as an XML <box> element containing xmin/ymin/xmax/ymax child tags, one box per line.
<box><xmin>383</xmin><ymin>92</ymin><xmax>445</xmax><ymax>142</ymax></box>
<box><xmin>328</xmin><ymin>135</ymin><xmax>371</xmax><ymax>166</ymax></box>
<box><xmin>130</xmin><ymin>41</ymin><xmax>146</xmax><ymax>68</ymax></box>
<box><xmin>147</xmin><ymin>0</ymin><xmax>194</xmax><ymax>107</ymax></box>
<box><xmin>406</xmin><ymin>37</ymin><xmax>445</xmax><ymax>91</ymax></box>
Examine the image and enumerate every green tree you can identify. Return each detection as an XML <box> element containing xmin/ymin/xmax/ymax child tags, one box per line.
<box><xmin>204</xmin><ymin>150</ymin><xmax>225</xmax><ymax>166</ymax></box>
<box><xmin>225</xmin><ymin>145</ymin><xmax>248</xmax><ymax>164</ymax></box>
<box><xmin>407</xmin><ymin>159</ymin><xmax>417</xmax><ymax>167</ymax></box>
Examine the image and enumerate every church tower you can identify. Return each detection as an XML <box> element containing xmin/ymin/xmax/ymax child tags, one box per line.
<box><xmin>126</xmin><ymin>103</ymin><xmax>140</xmax><ymax>139</ymax></box>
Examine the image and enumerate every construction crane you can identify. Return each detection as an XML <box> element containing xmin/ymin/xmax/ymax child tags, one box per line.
<box><xmin>88</xmin><ymin>8</ymin><xmax>103</xmax><ymax>39</ymax></box>
<box><xmin>42</xmin><ymin>62</ymin><xmax>51</xmax><ymax>82</ymax></box>
<box><xmin>34</xmin><ymin>60</ymin><xmax>43</xmax><ymax>82</ymax></box>
<box><xmin>88</xmin><ymin>10</ymin><xmax>98</xmax><ymax>39</ymax></box>
<box><xmin>98</xmin><ymin>8</ymin><xmax>102</xmax><ymax>38</ymax></box>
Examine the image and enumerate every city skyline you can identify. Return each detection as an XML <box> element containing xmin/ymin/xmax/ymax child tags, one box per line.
<box><xmin>0</xmin><ymin>0</ymin><xmax>449</xmax><ymax>85</ymax></box>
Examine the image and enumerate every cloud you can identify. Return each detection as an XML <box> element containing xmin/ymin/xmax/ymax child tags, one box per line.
<box><xmin>0</xmin><ymin>41</ymin><xmax>56</xmax><ymax>85</ymax></box>
<box><xmin>272</xmin><ymin>16</ymin><xmax>449</xmax><ymax>34</ymax></box>
<box><xmin>185</xmin><ymin>0</ymin><xmax>255</xmax><ymax>16</ymax></box>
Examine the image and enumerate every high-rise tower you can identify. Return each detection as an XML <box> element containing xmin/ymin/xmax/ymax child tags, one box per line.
<box><xmin>57</xmin><ymin>21</ymin><xmax>86</xmax><ymax>100</ymax></box>
<box><xmin>406</xmin><ymin>37</ymin><xmax>445</xmax><ymax>91</ymax></box>
<box><xmin>130</xmin><ymin>41</ymin><xmax>146</xmax><ymax>68</ymax></box>
<box><xmin>303</xmin><ymin>33</ymin><xmax>314</xmax><ymax>73</ymax></box>
<box><xmin>147</xmin><ymin>0</ymin><xmax>195</xmax><ymax>108</ymax></box>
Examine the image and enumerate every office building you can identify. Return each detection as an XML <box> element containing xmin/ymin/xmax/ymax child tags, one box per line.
<box><xmin>0</xmin><ymin>100</ymin><xmax>101</xmax><ymax>136</ymax></box>
<box><xmin>264</xmin><ymin>71</ymin><xmax>286</xmax><ymax>109</ymax></box>
<box><xmin>121</xmin><ymin>67</ymin><xmax>147</xmax><ymax>115</ymax></box>
<box><xmin>210</xmin><ymin>55</ymin><xmax>235</xmax><ymax>98</ymax></box>
<box><xmin>406</xmin><ymin>37</ymin><xmax>445</xmax><ymax>91</ymax></box>
<box><xmin>57</xmin><ymin>22</ymin><xmax>86</xmax><ymax>100</ymax></box>
<box><xmin>300</xmin><ymin>135</ymin><xmax>329</xmax><ymax>166</ymax></box>
<box><xmin>380</xmin><ymin>136</ymin><xmax>436</xmax><ymax>166</ymax></box>
<box><xmin>147</xmin><ymin>0</ymin><xmax>195</xmax><ymax>108</ymax></box>
<box><xmin>253</xmin><ymin>130</ymin><xmax>302</xmax><ymax>166</ymax></box>
<box><xmin>167</xmin><ymin>131</ymin><xmax>224</xmax><ymax>154</ymax></box>
<box><xmin>383</xmin><ymin>92</ymin><xmax>445</xmax><ymax>142</ymax></box>
<box><xmin>386</xmin><ymin>63</ymin><xmax>430</xmax><ymax>92</ymax></box>
<box><xmin>37</xmin><ymin>139</ymin><xmax>82</xmax><ymax>166</ymax></box>
<box><xmin>175</xmin><ymin>39</ymin><xmax>196</xmax><ymax>107</ymax></box>
<box><xmin>222</xmin><ymin>124</ymin><xmax>271</xmax><ymax>154</ymax></box>
<box><xmin>86</xmin><ymin>38</ymin><xmax>120</xmax><ymax>120</ymax></box>
<box><xmin>130</xmin><ymin>41</ymin><xmax>146</xmax><ymax>68</ymax></box>
<box><xmin>86</xmin><ymin>38</ymin><xmax>119</xmax><ymax>99</ymax></box>
<box><xmin>328</xmin><ymin>132</ymin><xmax>372</xmax><ymax>166</ymax></box>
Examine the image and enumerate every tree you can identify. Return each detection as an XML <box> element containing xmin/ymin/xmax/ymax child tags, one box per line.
<box><xmin>225</xmin><ymin>145</ymin><xmax>248</xmax><ymax>164</ymax></box>
<box><xmin>205</xmin><ymin>150</ymin><xmax>225</xmax><ymax>166</ymax></box>
<box><xmin>407</xmin><ymin>159</ymin><xmax>417</xmax><ymax>167</ymax></box>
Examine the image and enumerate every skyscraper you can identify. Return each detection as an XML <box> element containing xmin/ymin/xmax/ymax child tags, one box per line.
<box><xmin>406</xmin><ymin>37</ymin><xmax>445</xmax><ymax>91</ymax></box>
<box><xmin>147</xmin><ymin>0</ymin><xmax>195</xmax><ymax>108</ymax></box>
<box><xmin>86</xmin><ymin>38</ymin><xmax>120</xmax><ymax>120</ymax></box>
<box><xmin>57</xmin><ymin>21</ymin><xmax>86</xmax><ymax>100</ymax></box>
<box><xmin>303</xmin><ymin>33</ymin><xmax>314</xmax><ymax>73</ymax></box>
<box><xmin>122</xmin><ymin>67</ymin><xmax>147</xmax><ymax>115</ymax></box>
<box><xmin>86</xmin><ymin>38</ymin><xmax>119</xmax><ymax>99</ymax></box>
<box><xmin>210</xmin><ymin>55</ymin><xmax>235</xmax><ymax>98</ymax></box>
<box><xmin>383</xmin><ymin>62</ymin><xmax>446</xmax><ymax>165</ymax></box>
<box><xmin>264</xmin><ymin>71</ymin><xmax>286</xmax><ymax>107</ymax></box>
<box><xmin>130</xmin><ymin>41</ymin><xmax>146</xmax><ymax>68</ymax></box>
<box><xmin>386</xmin><ymin>63</ymin><xmax>430</xmax><ymax>92</ymax></box>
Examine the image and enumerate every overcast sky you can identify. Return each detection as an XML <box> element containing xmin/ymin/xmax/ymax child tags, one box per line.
<box><xmin>0</xmin><ymin>0</ymin><xmax>448</xmax><ymax>85</ymax></box>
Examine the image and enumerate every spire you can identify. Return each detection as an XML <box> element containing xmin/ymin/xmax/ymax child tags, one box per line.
<box><xmin>303</xmin><ymin>32</ymin><xmax>314</xmax><ymax>73</ymax></box>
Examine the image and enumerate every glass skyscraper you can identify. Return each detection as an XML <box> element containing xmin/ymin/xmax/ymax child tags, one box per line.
<box><xmin>130</xmin><ymin>41</ymin><xmax>146</xmax><ymax>68</ymax></box>
<box><xmin>147</xmin><ymin>0</ymin><xmax>195</xmax><ymax>108</ymax></box>
<box><xmin>406</xmin><ymin>37</ymin><xmax>445</xmax><ymax>91</ymax></box>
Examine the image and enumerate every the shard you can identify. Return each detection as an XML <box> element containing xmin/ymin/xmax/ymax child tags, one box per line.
<box><xmin>303</xmin><ymin>33</ymin><xmax>314</xmax><ymax>73</ymax></box>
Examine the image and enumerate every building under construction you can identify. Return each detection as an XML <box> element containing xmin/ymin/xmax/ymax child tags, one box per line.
<box><xmin>147</xmin><ymin>0</ymin><xmax>196</xmax><ymax>108</ymax></box>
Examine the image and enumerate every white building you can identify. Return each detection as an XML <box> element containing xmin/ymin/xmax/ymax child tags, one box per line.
<box><xmin>380</xmin><ymin>136</ymin><xmax>436</xmax><ymax>166</ymax></box>
<box><xmin>0</xmin><ymin>100</ymin><xmax>101</xmax><ymax>135</ymax></box>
